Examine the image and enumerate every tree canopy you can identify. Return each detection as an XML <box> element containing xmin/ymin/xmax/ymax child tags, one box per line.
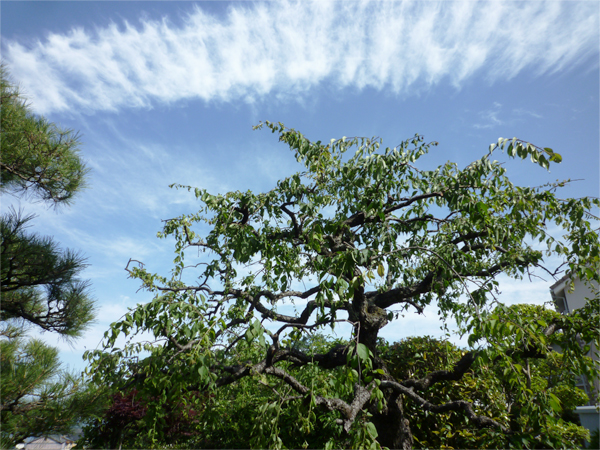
<box><xmin>87</xmin><ymin>122</ymin><xmax>599</xmax><ymax>449</ymax></box>
<box><xmin>0</xmin><ymin>65</ymin><xmax>98</xmax><ymax>448</ymax></box>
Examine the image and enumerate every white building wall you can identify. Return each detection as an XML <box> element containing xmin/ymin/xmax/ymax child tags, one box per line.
<box><xmin>552</xmin><ymin>276</ymin><xmax>598</xmax><ymax>314</ymax></box>
<box><xmin>550</xmin><ymin>275</ymin><xmax>599</xmax><ymax>439</ymax></box>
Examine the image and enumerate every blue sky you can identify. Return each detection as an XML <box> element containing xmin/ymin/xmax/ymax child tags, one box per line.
<box><xmin>2</xmin><ymin>1</ymin><xmax>599</xmax><ymax>373</ymax></box>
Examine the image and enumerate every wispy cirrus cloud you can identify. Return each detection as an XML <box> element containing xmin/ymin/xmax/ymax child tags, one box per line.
<box><xmin>3</xmin><ymin>1</ymin><xmax>598</xmax><ymax>115</ymax></box>
<box><xmin>474</xmin><ymin>101</ymin><xmax>504</xmax><ymax>129</ymax></box>
<box><xmin>473</xmin><ymin>102</ymin><xmax>545</xmax><ymax>129</ymax></box>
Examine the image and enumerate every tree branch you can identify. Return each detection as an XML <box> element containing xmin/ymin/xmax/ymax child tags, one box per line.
<box><xmin>379</xmin><ymin>379</ymin><xmax>510</xmax><ymax>433</ymax></box>
<box><xmin>401</xmin><ymin>351</ymin><xmax>477</xmax><ymax>391</ymax></box>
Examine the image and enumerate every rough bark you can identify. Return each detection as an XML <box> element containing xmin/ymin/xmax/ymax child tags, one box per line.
<box><xmin>372</xmin><ymin>390</ymin><xmax>413</xmax><ymax>450</ymax></box>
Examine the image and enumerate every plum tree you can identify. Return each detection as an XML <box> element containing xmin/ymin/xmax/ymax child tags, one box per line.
<box><xmin>86</xmin><ymin>122</ymin><xmax>599</xmax><ymax>449</ymax></box>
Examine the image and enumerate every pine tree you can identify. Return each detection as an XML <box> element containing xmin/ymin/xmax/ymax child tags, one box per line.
<box><xmin>0</xmin><ymin>65</ymin><xmax>99</xmax><ymax>448</ymax></box>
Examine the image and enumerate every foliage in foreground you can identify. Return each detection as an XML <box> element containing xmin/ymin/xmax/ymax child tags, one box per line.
<box><xmin>82</xmin><ymin>329</ymin><xmax>591</xmax><ymax>449</ymax></box>
<box><xmin>86</xmin><ymin>122</ymin><xmax>599</xmax><ymax>449</ymax></box>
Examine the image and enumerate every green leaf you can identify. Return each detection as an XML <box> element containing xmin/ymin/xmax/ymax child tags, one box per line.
<box><xmin>356</xmin><ymin>343</ymin><xmax>370</xmax><ymax>363</ymax></box>
<box><xmin>549</xmin><ymin>393</ymin><xmax>562</xmax><ymax>413</ymax></box>
<box><xmin>198</xmin><ymin>365</ymin><xmax>209</xmax><ymax>380</ymax></box>
<box><xmin>366</xmin><ymin>421</ymin><xmax>378</xmax><ymax>439</ymax></box>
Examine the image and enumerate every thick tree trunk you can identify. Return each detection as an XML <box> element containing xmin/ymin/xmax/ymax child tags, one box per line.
<box><xmin>371</xmin><ymin>390</ymin><xmax>413</xmax><ymax>450</ymax></box>
<box><xmin>355</xmin><ymin>290</ymin><xmax>410</xmax><ymax>447</ymax></box>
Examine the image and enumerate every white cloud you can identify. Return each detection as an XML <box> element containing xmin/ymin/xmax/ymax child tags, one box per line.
<box><xmin>3</xmin><ymin>0</ymin><xmax>598</xmax><ymax>115</ymax></box>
